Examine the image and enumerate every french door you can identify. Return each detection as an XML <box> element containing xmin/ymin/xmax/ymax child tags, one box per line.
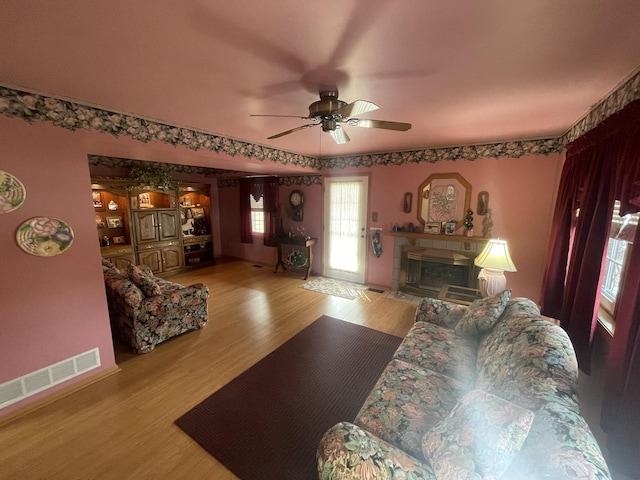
<box><xmin>323</xmin><ymin>175</ymin><xmax>369</xmax><ymax>283</ymax></box>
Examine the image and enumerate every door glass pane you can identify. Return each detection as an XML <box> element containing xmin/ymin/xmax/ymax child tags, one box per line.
<box><xmin>328</xmin><ymin>181</ymin><xmax>361</xmax><ymax>273</ymax></box>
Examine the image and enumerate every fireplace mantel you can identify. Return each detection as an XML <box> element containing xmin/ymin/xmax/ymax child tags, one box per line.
<box><xmin>389</xmin><ymin>231</ymin><xmax>488</xmax><ymax>248</ymax></box>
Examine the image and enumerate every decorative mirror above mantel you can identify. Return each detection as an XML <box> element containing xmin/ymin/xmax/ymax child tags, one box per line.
<box><xmin>417</xmin><ymin>173</ymin><xmax>471</xmax><ymax>231</ymax></box>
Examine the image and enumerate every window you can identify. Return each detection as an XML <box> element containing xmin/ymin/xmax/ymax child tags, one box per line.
<box><xmin>599</xmin><ymin>200</ymin><xmax>638</xmax><ymax>325</ymax></box>
<box><xmin>250</xmin><ymin>195</ymin><xmax>265</xmax><ymax>235</ymax></box>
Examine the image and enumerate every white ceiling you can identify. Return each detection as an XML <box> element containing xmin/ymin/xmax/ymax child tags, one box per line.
<box><xmin>2</xmin><ymin>0</ymin><xmax>640</xmax><ymax>165</ymax></box>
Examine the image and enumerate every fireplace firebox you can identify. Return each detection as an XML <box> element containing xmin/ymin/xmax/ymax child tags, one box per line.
<box><xmin>399</xmin><ymin>246</ymin><xmax>478</xmax><ymax>297</ymax></box>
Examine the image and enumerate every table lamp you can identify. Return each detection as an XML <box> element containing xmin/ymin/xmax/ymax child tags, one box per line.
<box><xmin>474</xmin><ymin>238</ymin><xmax>517</xmax><ymax>297</ymax></box>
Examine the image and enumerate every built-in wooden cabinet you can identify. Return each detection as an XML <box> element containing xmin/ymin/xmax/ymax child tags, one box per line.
<box><xmin>93</xmin><ymin>179</ymin><xmax>215</xmax><ymax>275</ymax></box>
<box><xmin>128</xmin><ymin>187</ymin><xmax>183</xmax><ymax>274</ymax></box>
<box><xmin>137</xmin><ymin>240</ymin><xmax>183</xmax><ymax>274</ymax></box>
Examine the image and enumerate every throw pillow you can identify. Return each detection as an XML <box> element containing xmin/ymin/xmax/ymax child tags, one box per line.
<box><xmin>422</xmin><ymin>389</ymin><xmax>534</xmax><ymax>480</ymax></box>
<box><xmin>127</xmin><ymin>264</ymin><xmax>162</xmax><ymax>297</ymax></box>
<box><xmin>101</xmin><ymin>257</ymin><xmax>121</xmax><ymax>273</ymax></box>
<box><xmin>454</xmin><ymin>289</ymin><xmax>511</xmax><ymax>336</ymax></box>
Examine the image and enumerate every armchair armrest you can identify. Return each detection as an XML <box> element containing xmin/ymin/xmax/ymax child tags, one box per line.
<box><xmin>318</xmin><ymin>422</ymin><xmax>435</xmax><ymax>480</ymax></box>
<box><xmin>143</xmin><ymin>283</ymin><xmax>208</xmax><ymax>308</ymax></box>
<box><xmin>414</xmin><ymin>297</ymin><xmax>467</xmax><ymax>330</ymax></box>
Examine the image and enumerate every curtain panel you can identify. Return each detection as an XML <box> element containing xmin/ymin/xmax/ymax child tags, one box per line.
<box><xmin>540</xmin><ymin>99</ymin><xmax>640</xmax><ymax>475</ymax></box>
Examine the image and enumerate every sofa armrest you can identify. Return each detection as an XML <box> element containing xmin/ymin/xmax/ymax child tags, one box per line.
<box><xmin>414</xmin><ymin>297</ymin><xmax>467</xmax><ymax>329</ymax></box>
<box><xmin>317</xmin><ymin>422</ymin><xmax>435</xmax><ymax>480</ymax></box>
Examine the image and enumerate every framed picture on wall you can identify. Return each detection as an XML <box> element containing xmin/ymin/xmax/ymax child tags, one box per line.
<box><xmin>106</xmin><ymin>216</ymin><xmax>123</xmax><ymax>228</ymax></box>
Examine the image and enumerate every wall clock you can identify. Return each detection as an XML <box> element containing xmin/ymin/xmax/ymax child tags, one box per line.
<box><xmin>289</xmin><ymin>189</ymin><xmax>304</xmax><ymax>222</ymax></box>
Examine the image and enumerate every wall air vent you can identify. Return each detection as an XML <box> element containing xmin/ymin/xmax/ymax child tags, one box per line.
<box><xmin>0</xmin><ymin>348</ymin><xmax>101</xmax><ymax>410</ymax></box>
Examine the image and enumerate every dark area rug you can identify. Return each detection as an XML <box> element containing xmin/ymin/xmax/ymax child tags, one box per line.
<box><xmin>175</xmin><ymin>315</ymin><xmax>402</xmax><ymax>480</ymax></box>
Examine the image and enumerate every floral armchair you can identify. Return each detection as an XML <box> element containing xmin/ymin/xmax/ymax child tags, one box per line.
<box><xmin>101</xmin><ymin>258</ymin><xmax>209</xmax><ymax>353</ymax></box>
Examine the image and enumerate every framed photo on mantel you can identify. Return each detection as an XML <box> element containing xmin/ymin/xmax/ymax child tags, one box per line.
<box><xmin>425</xmin><ymin>222</ymin><xmax>441</xmax><ymax>234</ymax></box>
<box><xmin>445</xmin><ymin>221</ymin><xmax>456</xmax><ymax>235</ymax></box>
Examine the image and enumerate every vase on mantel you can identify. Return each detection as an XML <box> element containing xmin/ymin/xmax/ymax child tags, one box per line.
<box><xmin>464</xmin><ymin>229</ymin><xmax>473</xmax><ymax>237</ymax></box>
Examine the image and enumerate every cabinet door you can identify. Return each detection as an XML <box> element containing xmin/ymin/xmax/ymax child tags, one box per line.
<box><xmin>133</xmin><ymin>211</ymin><xmax>159</xmax><ymax>243</ymax></box>
<box><xmin>162</xmin><ymin>245</ymin><xmax>183</xmax><ymax>273</ymax></box>
<box><xmin>138</xmin><ymin>249</ymin><xmax>163</xmax><ymax>274</ymax></box>
<box><xmin>158</xmin><ymin>210</ymin><xmax>179</xmax><ymax>241</ymax></box>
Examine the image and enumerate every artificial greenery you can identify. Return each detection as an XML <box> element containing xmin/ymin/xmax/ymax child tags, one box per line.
<box><xmin>128</xmin><ymin>164</ymin><xmax>176</xmax><ymax>190</ymax></box>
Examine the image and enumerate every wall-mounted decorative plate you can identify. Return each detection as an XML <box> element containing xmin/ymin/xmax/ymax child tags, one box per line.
<box><xmin>0</xmin><ymin>170</ymin><xmax>26</xmax><ymax>213</ymax></box>
<box><xmin>16</xmin><ymin>217</ymin><xmax>74</xmax><ymax>257</ymax></box>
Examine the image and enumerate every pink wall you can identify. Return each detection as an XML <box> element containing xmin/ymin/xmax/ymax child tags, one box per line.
<box><xmin>0</xmin><ymin>119</ymin><xmax>117</xmax><ymax>415</ymax></box>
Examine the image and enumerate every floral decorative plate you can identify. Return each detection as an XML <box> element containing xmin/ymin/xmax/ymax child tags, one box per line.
<box><xmin>16</xmin><ymin>217</ymin><xmax>74</xmax><ymax>257</ymax></box>
<box><xmin>0</xmin><ymin>170</ymin><xmax>26</xmax><ymax>213</ymax></box>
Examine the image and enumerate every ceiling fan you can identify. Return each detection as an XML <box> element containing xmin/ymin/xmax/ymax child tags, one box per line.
<box><xmin>251</xmin><ymin>90</ymin><xmax>412</xmax><ymax>144</ymax></box>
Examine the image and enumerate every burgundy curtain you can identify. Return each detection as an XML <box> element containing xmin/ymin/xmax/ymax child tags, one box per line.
<box><xmin>540</xmin><ymin>99</ymin><xmax>640</xmax><ymax>474</ymax></box>
<box><xmin>239</xmin><ymin>178</ymin><xmax>254</xmax><ymax>244</ymax></box>
<box><xmin>239</xmin><ymin>177</ymin><xmax>279</xmax><ymax>246</ymax></box>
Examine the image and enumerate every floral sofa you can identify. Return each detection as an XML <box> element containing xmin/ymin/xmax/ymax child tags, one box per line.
<box><xmin>101</xmin><ymin>258</ymin><xmax>209</xmax><ymax>353</ymax></box>
<box><xmin>317</xmin><ymin>292</ymin><xmax>611</xmax><ymax>479</ymax></box>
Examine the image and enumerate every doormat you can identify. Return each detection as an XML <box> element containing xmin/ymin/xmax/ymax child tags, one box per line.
<box><xmin>299</xmin><ymin>276</ymin><xmax>369</xmax><ymax>300</ymax></box>
<box><xmin>175</xmin><ymin>315</ymin><xmax>402</xmax><ymax>480</ymax></box>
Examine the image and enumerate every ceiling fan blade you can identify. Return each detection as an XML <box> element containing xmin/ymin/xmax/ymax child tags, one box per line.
<box><xmin>251</xmin><ymin>114</ymin><xmax>312</xmax><ymax>120</ymax></box>
<box><xmin>329</xmin><ymin>126</ymin><xmax>350</xmax><ymax>144</ymax></box>
<box><xmin>335</xmin><ymin>99</ymin><xmax>379</xmax><ymax>118</ymax></box>
<box><xmin>349</xmin><ymin>118</ymin><xmax>412</xmax><ymax>131</ymax></box>
<box><xmin>267</xmin><ymin>123</ymin><xmax>317</xmax><ymax>139</ymax></box>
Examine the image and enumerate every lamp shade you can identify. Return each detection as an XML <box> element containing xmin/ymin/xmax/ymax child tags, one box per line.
<box><xmin>475</xmin><ymin>239</ymin><xmax>517</xmax><ymax>272</ymax></box>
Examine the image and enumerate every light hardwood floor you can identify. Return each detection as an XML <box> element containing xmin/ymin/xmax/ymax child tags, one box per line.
<box><xmin>0</xmin><ymin>260</ymin><xmax>417</xmax><ymax>480</ymax></box>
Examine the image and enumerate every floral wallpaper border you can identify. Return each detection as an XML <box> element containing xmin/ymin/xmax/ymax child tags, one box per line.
<box><xmin>89</xmin><ymin>155</ymin><xmax>322</xmax><ymax>188</ymax></box>
<box><xmin>217</xmin><ymin>175</ymin><xmax>322</xmax><ymax>188</ymax></box>
<box><xmin>88</xmin><ymin>155</ymin><xmax>240</xmax><ymax>177</ymax></box>
<box><xmin>0</xmin><ymin>86</ymin><xmax>320</xmax><ymax>170</ymax></box>
<box><xmin>2</xmin><ymin>69</ymin><xmax>639</xmax><ymax>169</ymax></box>
<box><xmin>562</xmin><ymin>69</ymin><xmax>640</xmax><ymax>144</ymax></box>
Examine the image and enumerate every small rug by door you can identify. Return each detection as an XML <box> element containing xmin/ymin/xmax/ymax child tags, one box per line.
<box><xmin>299</xmin><ymin>276</ymin><xmax>369</xmax><ymax>299</ymax></box>
<box><xmin>175</xmin><ymin>315</ymin><xmax>402</xmax><ymax>480</ymax></box>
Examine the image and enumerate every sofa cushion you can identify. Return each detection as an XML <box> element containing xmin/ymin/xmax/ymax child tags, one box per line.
<box><xmin>455</xmin><ymin>289</ymin><xmax>511</xmax><ymax>336</ymax></box>
<box><xmin>475</xmin><ymin>312</ymin><xmax>580</xmax><ymax>411</ymax></box>
<box><xmin>127</xmin><ymin>264</ymin><xmax>162</xmax><ymax>297</ymax></box>
<box><xmin>354</xmin><ymin>358</ymin><xmax>469</xmax><ymax>459</ymax></box>
<box><xmin>422</xmin><ymin>389</ymin><xmax>534</xmax><ymax>479</ymax></box>
<box><xmin>394</xmin><ymin>321</ymin><xmax>478</xmax><ymax>386</ymax></box>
